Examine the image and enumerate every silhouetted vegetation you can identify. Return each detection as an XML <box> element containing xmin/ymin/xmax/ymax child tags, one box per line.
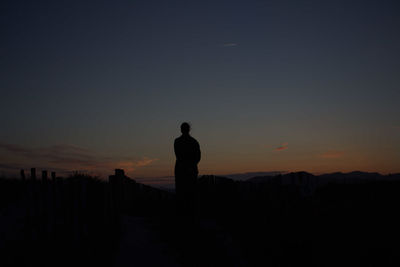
<box><xmin>0</xmin><ymin>169</ymin><xmax>173</xmax><ymax>267</ymax></box>
<box><xmin>193</xmin><ymin>172</ymin><xmax>400</xmax><ymax>266</ymax></box>
<box><xmin>2</xmin><ymin>170</ymin><xmax>400</xmax><ymax>266</ymax></box>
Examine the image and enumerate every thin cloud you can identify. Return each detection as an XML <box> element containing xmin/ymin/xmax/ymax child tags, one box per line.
<box><xmin>320</xmin><ymin>151</ymin><xmax>344</xmax><ymax>159</ymax></box>
<box><xmin>113</xmin><ymin>157</ymin><xmax>158</xmax><ymax>173</ymax></box>
<box><xmin>0</xmin><ymin>143</ymin><xmax>31</xmax><ymax>153</ymax></box>
<box><xmin>222</xmin><ymin>43</ymin><xmax>238</xmax><ymax>47</ymax></box>
<box><xmin>274</xmin><ymin>142</ymin><xmax>289</xmax><ymax>151</ymax></box>
<box><xmin>135</xmin><ymin>157</ymin><xmax>158</xmax><ymax>167</ymax></box>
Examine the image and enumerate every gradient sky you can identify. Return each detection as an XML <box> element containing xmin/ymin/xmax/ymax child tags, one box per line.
<box><xmin>1</xmin><ymin>0</ymin><xmax>400</xmax><ymax>179</ymax></box>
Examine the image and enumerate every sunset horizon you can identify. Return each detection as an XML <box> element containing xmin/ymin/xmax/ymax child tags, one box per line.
<box><xmin>2</xmin><ymin>1</ymin><xmax>400</xmax><ymax>265</ymax></box>
<box><xmin>2</xmin><ymin>1</ymin><xmax>399</xmax><ymax>180</ymax></box>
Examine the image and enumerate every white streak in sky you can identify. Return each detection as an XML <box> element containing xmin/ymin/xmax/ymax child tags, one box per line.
<box><xmin>222</xmin><ymin>43</ymin><xmax>238</xmax><ymax>47</ymax></box>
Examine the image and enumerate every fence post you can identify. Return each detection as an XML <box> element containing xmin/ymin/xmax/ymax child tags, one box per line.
<box><xmin>80</xmin><ymin>175</ymin><xmax>87</xmax><ymax>238</ymax></box>
<box><xmin>73</xmin><ymin>176</ymin><xmax>80</xmax><ymax>242</ymax></box>
<box><xmin>20</xmin><ymin>169</ymin><xmax>30</xmax><ymax>229</ymax></box>
<box><xmin>42</xmin><ymin>170</ymin><xmax>48</xmax><ymax>183</ymax></box>
<box><xmin>31</xmin><ymin>168</ymin><xmax>36</xmax><ymax>181</ymax></box>
<box><xmin>109</xmin><ymin>169</ymin><xmax>125</xmax><ymax>232</ymax></box>
<box><xmin>41</xmin><ymin>170</ymin><xmax>49</xmax><ymax>238</ymax></box>
<box><xmin>103</xmin><ymin>181</ymin><xmax>110</xmax><ymax>227</ymax></box>
<box><xmin>20</xmin><ymin>169</ymin><xmax>26</xmax><ymax>203</ymax></box>
<box><xmin>116</xmin><ymin>169</ymin><xmax>125</xmax><ymax>212</ymax></box>
<box><xmin>50</xmin><ymin>172</ymin><xmax>56</xmax><ymax>239</ymax></box>
<box><xmin>30</xmin><ymin>168</ymin><xmax>37</xmax><ymax>221</ymax></box>
<box><xmin>117</xmin><ymin>169</ymin><xmax>127</xmax><ymax>212</ymax></box>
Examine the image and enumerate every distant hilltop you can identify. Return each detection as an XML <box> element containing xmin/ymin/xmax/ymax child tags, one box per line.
<box><xmin>224</xmin><ymin>171</ymin><xmax>286</xmax><ymax>180</ymax></box>
<box><xmin>197</xmin><ymin>171</ymin><xmax>400</xmax><ymax>198</ymax></box>
<box><xmin>149</xmin><ymin>171</ymin><xmax>400</xmax><ymax>192</ymax></box>
<box><xmin>246</xmin><ymin>171</ymin><xmax>400</xmax><ymax>184</ymax></box>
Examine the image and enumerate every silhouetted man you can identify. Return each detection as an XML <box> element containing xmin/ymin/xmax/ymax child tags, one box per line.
<box><xmin>174</xmin><ymin>122</ymin><xmax>201</xmax><ymax>215</ymax></box>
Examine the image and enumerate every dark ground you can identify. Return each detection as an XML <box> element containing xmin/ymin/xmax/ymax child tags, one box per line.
<box><xmin>2</xmin><ymin>172</ymin><xmax>400</xmax><ymax>266</ymax></box>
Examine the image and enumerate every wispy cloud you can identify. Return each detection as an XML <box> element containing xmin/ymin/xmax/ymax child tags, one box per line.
<box><xmin>222</xmin><ymin>43</ymin><xmax>238</xmax><ymax>47</ymax></box>
<box><xmin>274</xmin><ymin>142</ymin><xmax>289</xmax><ymax>151</ymax></box>
<box><xmin>0</xmin><ymin>143</ymin><xmax>157</xmax><ymax>176</ymax></box>
<box><xmin>135</xmin><ymin>157</ymin><xmax>158</xmax><ymax>167</ymax></box>
<box><xmin>113</xmin><ymin>157</ymin><xmax>158</xmax><ymax>173</ymax></box>
<box><xmin>0</xmin><ymin>143</ymin><xmax>31</xmax><ymax>153</ymax></box>
<box><xmin>320</xmin><ymin>151</ymin><xmax>344</xmax><ymax>159</ymax></box>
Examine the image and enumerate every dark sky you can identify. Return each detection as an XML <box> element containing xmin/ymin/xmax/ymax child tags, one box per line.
<box><xmin>1</xmin><ymin>0</ymin><xmax>400</xmax><ymax>178</ymax></box>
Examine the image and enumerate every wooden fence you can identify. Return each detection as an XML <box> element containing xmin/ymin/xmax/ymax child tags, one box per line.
<box><xmin>15</xmin><ymin>168</ymin><xmax>173</xmax><ymax>246</ymax></box>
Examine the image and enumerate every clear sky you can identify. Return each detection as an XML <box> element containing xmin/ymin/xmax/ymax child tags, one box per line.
<box><xmin>1</xmin><ymin>0</ymin><xmax>400</xmax><ymax>179</ymax></box>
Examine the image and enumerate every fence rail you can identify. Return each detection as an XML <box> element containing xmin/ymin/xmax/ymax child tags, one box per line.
<box><xmin>2</xmin><ymin>168</ymin><xmax>173</xmax><ymax>250</ymax></box>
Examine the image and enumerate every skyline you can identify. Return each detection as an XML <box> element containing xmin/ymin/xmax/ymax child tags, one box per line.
<box><xmin>1</xmin><ymin>0</ymin><xmax>400</xmax><ymax>179</ymax></box>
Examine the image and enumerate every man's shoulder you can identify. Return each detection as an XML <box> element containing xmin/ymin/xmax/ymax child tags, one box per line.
<box><xmin>175</xmin><ymin>135</ymin><xmax>199</xmax><ymax>144</ymax></box>
<box><xmin>189</xmin><ymin>136</ymin><xmax>199</xmax><ymax>145</ymax></box>
<box><xmin>174</xmin><ymin>136</ymin><xmax>184</xmax><ymax>145</ymax></box>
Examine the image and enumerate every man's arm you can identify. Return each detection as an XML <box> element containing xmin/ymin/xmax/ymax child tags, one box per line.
<box><xmin>174</xmin><ymin>139</ymin><xmax>178</xmax><ymax>159</ymax></box>
<box><xmin>174</xmin><ymin>138</ymin><xmax>185</xmax><ymax>161</ymax></box>
<box><xmin>195</xmin><ymin>141</ymin><xmax>201</xmax><ymax>164</ymax></box>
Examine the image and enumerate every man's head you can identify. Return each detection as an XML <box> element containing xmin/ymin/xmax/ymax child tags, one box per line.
<box><xmin>180</xmin><ymin>122</ymin><xmax>191</xmax><ymax>135</ymax></box>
